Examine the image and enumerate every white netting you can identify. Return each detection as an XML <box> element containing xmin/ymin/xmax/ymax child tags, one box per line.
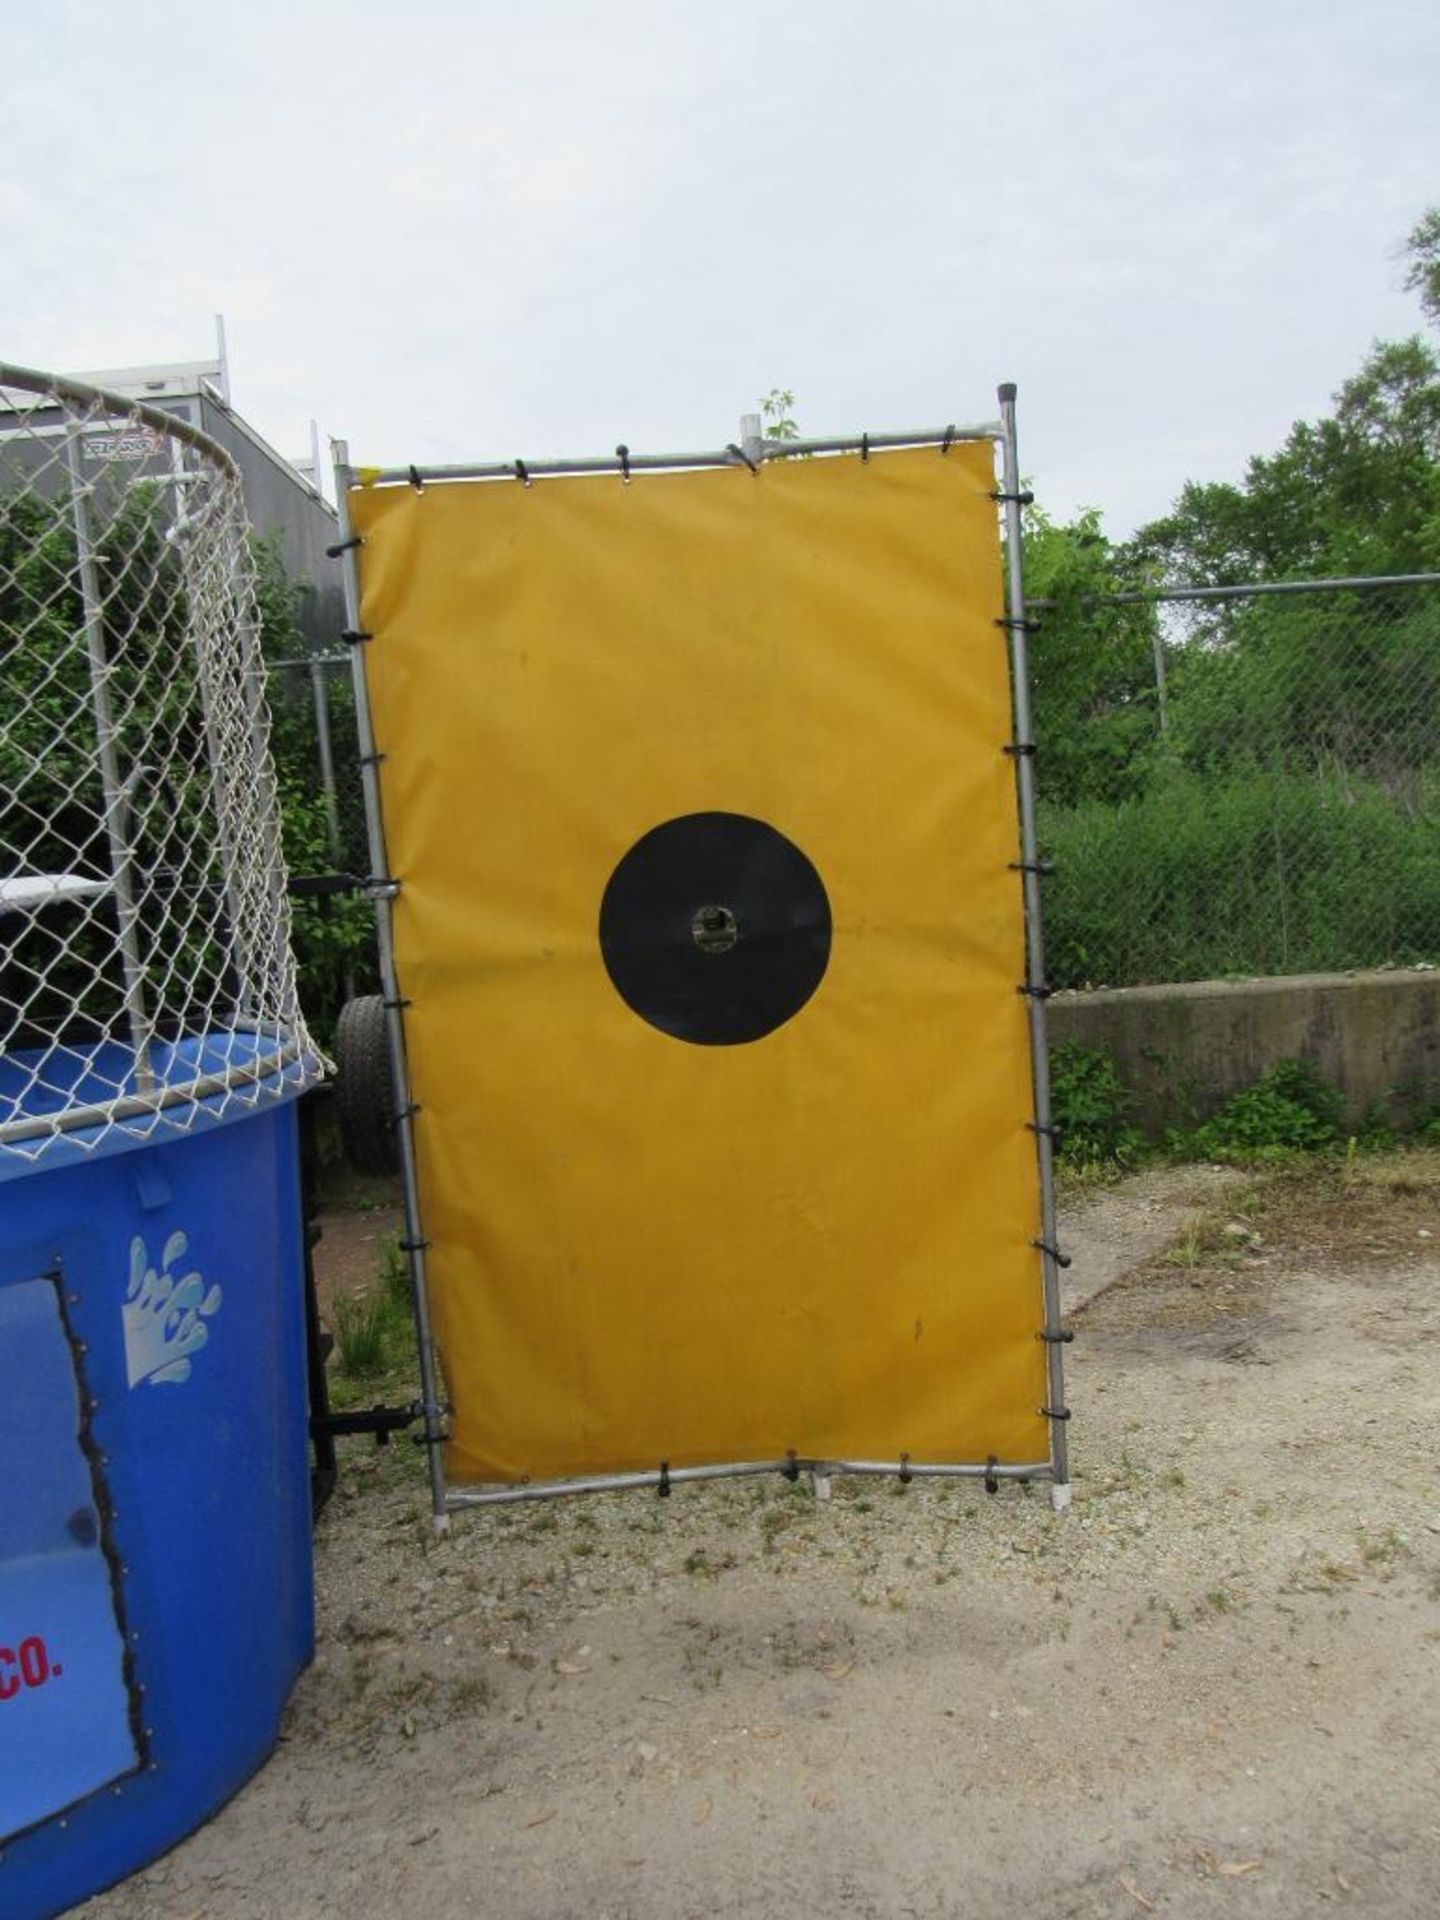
<box><xmin>0</xmin><ymin>362</ymin><xmax>321</xmax><ymax>1167</ymax></box>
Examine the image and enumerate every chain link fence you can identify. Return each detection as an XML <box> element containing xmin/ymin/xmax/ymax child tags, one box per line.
<box><xmin>1036</xmin><ymin>575</ymin><xmax>1440</xmax><ymax>989</ymax></box>
<box><xmin>246</xmin><ymin>528</ymin><xmax>1440</xmax><ymax>1010</ymax></box>
<box><xmin>0</xmin><ymin>362</ymin><xmax>321</xmax><ymax>1165</ymax></box>
<box><xmin>262</xmin><ymin>649</ymin><xmax>377</xmax><ymax>1036</ymax></box>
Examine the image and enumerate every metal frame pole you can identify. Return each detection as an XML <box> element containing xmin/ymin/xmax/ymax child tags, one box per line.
<box><xmin>63</xmin><ymin>424</ymin><xmax>155</xmax><ymax>1094</ymax></box>
<box><xmin>309</xmin><ymin>657</ymin><xmax>344</xmax><ymax>862</ymax></box>
<box><xmin>996</xmin><ymin>385</ymin><xmax>1070</xmax><ymax>1509</ymax></box>
<box><xmin>1152</xmin><ymin>626</ymin><xmax>1170</xmax><ymax>735</ymax></box>
<box><xmin>360</xmin><ymin>422</ymin><xmax>1000</xmax><ymax>489</ymax></box>
<box><xmin>446</xmin><ymin>1454</ymin><xmax>1052</xmax><ymax>1509</ymax></box>
<box><xmin>332</xmin><ymin>445</ymin><xmax>451</xmax><ymax>1529</ymax></box>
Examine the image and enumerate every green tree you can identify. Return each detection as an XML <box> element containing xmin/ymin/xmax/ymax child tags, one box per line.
<box><xmin>1023</xmin><ymin>503</ymin><xmax>1162</xmax><ymax>805</ymax></box>
<box><xmin>1037</xmin><ymin>205</ymin><xmax>1440</xmax><ymax>987</ymax></box>
<box><xmin>1404</xmin><ymin>205</ymin><xmax>1440</xmax><ymax>330</ymax></box>
<box><xmin>1131</xmin><ymin>339</ymin><xmax>1440</xmax><ymax>586</ymax></box>
<box><xmin>1132</xmin><ymin>205</ymin><xmax>1440</xmax><ymax>585</ymax></box>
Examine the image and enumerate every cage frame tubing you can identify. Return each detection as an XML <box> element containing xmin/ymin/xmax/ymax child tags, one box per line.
<box><xmin>0</xmin><ymin>1034</ymin><xmax>311</xmax><ymax>1149</ymax></box>
<box><xmin>997</xmin><ymin>384</ymin><xmax>1069</xmax><ymax>1502</ymax></box>
<box><xmin>0</xmin><ymin>360</ymin><xmax>242</xmax><ymax>479</ymax></box>
<box><xmin>61</xmin><ymin>422</ymin><xmax>156</xmax><ymax>1095</ymax></box>
<box><xmin>447</xmin><ymin>1456</ymin><xmax>1053</xmax><ymax>1510</ymax></box>
<box><xmin>363</xmin><ymin>422</ymin><xmax>1001</xmax><ymax>489</ymax></box>
<box><xmin>332</xmin><ymin>444</ymin><xmax>451</xmax><ymax>1530</ymax></box>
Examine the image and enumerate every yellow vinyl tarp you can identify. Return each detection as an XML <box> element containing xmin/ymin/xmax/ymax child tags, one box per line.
<box><xmin>351</xmin><ymin>442</ymin><xmax>1049</xmax><ymax>1483</ymax></box>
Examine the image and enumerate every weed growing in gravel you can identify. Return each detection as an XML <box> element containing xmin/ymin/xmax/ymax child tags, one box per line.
<box><xmin>332</xmin><ymin>1292</ymin><xmax>391</xmax><ymax>1377</ymax></box>
<box><xmin>683</xmin><ymin>1546</ymin><xmax>736</xmax><ymax>1578</ymax></box>
<box><xmin>450</xmin><ymin>1675</ymin><xmax>494</xmax><ymax>1714</ymax></box>
<box><xmin>1358</xmin><ymin>1525</ymin><xmax>1411</xmax><ymax>1568</ymax></box>
<box><xmin>1283</xmin><ymin>1554</ymin><xmax>1358</xmax><ymax>1595</ymax></box>
<box><xmin>1162</xmin><ymin>1214</ymin><xmax>1241</xmax><ymax>1269</ymax></box>
<box><xmin>328</xmin><ymin>1231</ymin><xmax>421</xmax><ymax>1404</ymax></box>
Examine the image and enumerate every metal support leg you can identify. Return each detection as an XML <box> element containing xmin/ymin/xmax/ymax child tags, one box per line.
<box><xmin>996</xmin><ymin>384</ymin><xmax>1070</xmax><ymax>1499</ymax></box>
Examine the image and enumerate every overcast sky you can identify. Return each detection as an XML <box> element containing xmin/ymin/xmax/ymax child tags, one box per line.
<box><xmin>4</xmin><ymin>0</ymin><xmax>1437</xmax><ymax>534</ymax></box>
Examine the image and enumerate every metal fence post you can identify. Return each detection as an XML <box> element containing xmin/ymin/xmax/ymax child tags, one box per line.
<box><xmin>309</xmin><ymin>656</ymin><xmax>344</xmax><ymax>863</ymax></box>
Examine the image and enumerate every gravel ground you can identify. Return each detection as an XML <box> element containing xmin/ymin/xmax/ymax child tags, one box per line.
<box><xmin>79</xmin><ymin>1153</ymin><xmax>1440</xmax><ymax>1920</ymax></box>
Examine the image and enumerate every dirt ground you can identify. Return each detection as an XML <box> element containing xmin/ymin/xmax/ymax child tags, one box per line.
<box><xmin>80</xmin><ymin>1155</ymin><xmax>1440</xmax><ymax>1920</ymax></box>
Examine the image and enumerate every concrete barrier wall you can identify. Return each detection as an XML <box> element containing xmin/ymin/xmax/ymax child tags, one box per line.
<box><xmin>1048</xmin><ymin>970</ymin><xmax>1440</xmax><ymax>1137</ymax></box>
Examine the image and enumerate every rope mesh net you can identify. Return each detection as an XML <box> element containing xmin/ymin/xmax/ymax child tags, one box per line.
<box><xmin>0</xmin><ymin>364</ymin><xmax>321</xmax><ymax>1163</ymax></box>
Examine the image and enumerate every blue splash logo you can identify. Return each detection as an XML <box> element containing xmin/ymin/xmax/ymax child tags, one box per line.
<box><xmin>123</xmin><ymin>1231</ymin><xmax>222</xmax><ymax>1388</ymax></box>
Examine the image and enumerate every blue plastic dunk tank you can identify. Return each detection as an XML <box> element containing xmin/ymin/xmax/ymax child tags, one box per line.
<box><xmin>0</xmin><ymin>363</ymin><xmax>325</xmax><ymax>1917</ymax></box>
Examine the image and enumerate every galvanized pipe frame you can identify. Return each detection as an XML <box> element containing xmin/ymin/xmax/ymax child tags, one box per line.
<box><xmin>360</xmin><ymin>422</ymin><xmax>1001</xmax><ymax>490</ymax></box>
<box><xmin>997</xmin><ymin>385</ymin><xmax>1070</xmax><ymax>1509</ymax></box>
<box><xmin>332</xmin><ymin>443</ymin><xmax>453</xmax><ymax>1530</ymax></box>
<box><xmin>0</xmin><ymin>359</ymin><xmax>243</xmax><ymax>481</ymax></box>
<box><xmin>0</xmin><ymin>1031</ymin><xmax>313</xmax><ymax>1148</ymax></box>
<box><xmin>339</xmin><ymin>400</ymin><xmax>1070</xmax><ymax>1523</ymax></box>
<box><xmin>446</xmin><ymin>1456</ymin><xmax>1053</xmax><ymax>1510</ymax></box>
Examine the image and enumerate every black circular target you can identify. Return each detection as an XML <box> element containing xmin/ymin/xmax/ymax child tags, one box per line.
<box><xmin>599</xmin><ymin>812</ymin><xmax>832</xmax><ymax>1045</ymax></box>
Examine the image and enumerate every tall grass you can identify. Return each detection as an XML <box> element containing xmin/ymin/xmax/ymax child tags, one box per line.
<box><xmin>1042</xmin><ymin>767</ymin><xmax>1440</xmax><ymax>988</ymax></box>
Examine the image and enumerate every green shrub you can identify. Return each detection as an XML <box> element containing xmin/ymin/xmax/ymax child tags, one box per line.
<box><xmin>379</xmin><ymin>1233</ymin><xmax>411</xmax><ymax>1312</ymax></box>
<box><xmin>1186</xmin><ymin>1057</ymin><xmax>1342</xmax><ymax>1161</ymax></box>
<box><xmin>1050</xmin><ymin>1042</ymin><xmax>1144</xmax><ymax>1171</ymax></box>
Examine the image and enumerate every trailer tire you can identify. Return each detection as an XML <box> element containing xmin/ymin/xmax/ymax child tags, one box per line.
<box><xmin>334</xmin><ymin>995</ymin><xmax>400</xmax><ymax>1176</ymax></box>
